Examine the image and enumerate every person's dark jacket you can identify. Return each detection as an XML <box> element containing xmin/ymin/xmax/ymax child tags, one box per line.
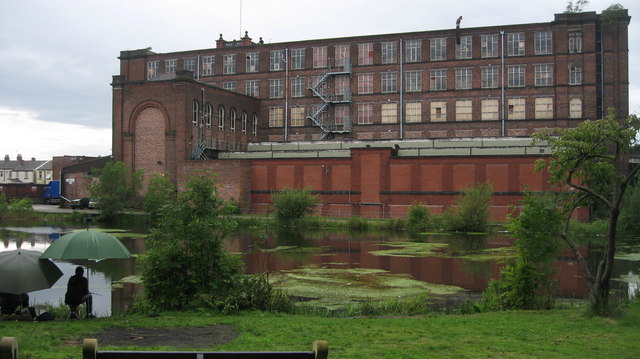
<box><xmin>65</xmin><ymin>274</ymin><xmax>88</xmax><ymax>306</ymax></box>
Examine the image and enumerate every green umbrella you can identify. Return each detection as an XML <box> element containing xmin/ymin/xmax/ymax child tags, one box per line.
<box><xmin>0</xmin><ymin>249</ymin><xmax>63</xmax><ymax>294</ymax></box>
<box><xmin>40</xmin><ymin>230</ymin><xmax>132</xmax><ymax>261</ymax></box>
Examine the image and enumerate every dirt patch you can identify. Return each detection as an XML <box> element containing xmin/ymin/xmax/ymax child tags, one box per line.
<box><xmin>90</xmin><ymin>325</ymin><xmax>239</xmax><ymax>348</ymax></box>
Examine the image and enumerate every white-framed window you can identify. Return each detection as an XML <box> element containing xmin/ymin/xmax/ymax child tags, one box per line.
<box><xmin>241</xmin><ymin>111</ymin><xmax>248</xmax><ymax>134</ymax></box>
<box><xmin>205</xmin><ymin>103</ymin><xmax>212</xmax><ymax>128</ymax></box>
<box><xmin>245</xmin><ymin>80</ymin><xmax>259</xmax><ymax>97</ymax></box>
<box><xmin>381</xmin><ymin>102</ymin><xmax>397</xmax><ymax>123</ymax></box>
<box><xmin>335</xmin><ymin>76</ymin><xmax>350</xmax><ymax>96</ymax></box>
<box><xmin>569</xmin><ymin>98</ymin><xmax>582</xmax><ymax>118</ymax></box>
<box><xmin>184</xmin><ymin>57</ymin><xmax>197</xmax><ymax>72</ymax></box>
<box><xmin>202</xmin><ymin>56</ymin><xmax>215</xmax><ymax>76</ymax></box>
<box><xmin>291</xmin><ymin>77</ymin><xmax>305</xmax><ymax>97</ymax></box>
<box><xmin>508</xmin><ymin>98</ymin><xmax>526</xmax><ymax>120</ymax></box>
<box><xmin>222</xmin><ymin>82</ymin><xmax>236</xmax><ymax>92</ymax></box>
<box><xmin>455</xmin><ymin>68</ymin><xmax>472</xmax><ymax>90</ymax></box>
<box><xmin>192</xmin><ymin>100</ymin><xmax>199</xmax><ymax>126</ymax></box>
<box><xmin>223</xmin><ymin>54</ymin><xmax>236</xmax><ymax>74</ymax></box>
<box><xmin>507</xmin><ymin>33</ymin><xmax>525</xmax><ymax>56</ymax></box>
<box><xmin>165</xmin><ymin>59</ymin><xmax>176</xmax><ymax>74</ymax></box>
<box><xmin>405</xmin><ymin>102</ymin><xmax>422</xmax><ymax>123</ymax></box>
<box><xmin>381</xmin><ymin>72</ymin><xmax>397</xmax><ymax>93</ymax></box>
<box><xmin>269</xmin><ymin>107</ymin><xmax>283</xmax><ymax>127</ymax></box>
<box><xmin>290</xmin><ymin>106</ymin><xmax>305</xmax><ymax>127</ymax></box>
<box><xmin>147</xmin><ymin>60</ymin><xmax>159</xmax><ymax>80</ymax></box>
<box><xmin>252</xmin><ymin>114</ymin><xmax>258</xmax><ymax>136</ymax></box>
<box><xmin>335</xmin><ymin>105</ymin><xmax>350</xmax><ymax>126</ymax></box>
<box><xmin>430</xmin><ymin>69</ymin><xmax>447</xmax><ymax>91</ymax></box>
<box><xmin>430</xmin><ymin>38</ymin><xmax>446</xmax><ymax>61</ymax></box>
<box><xmin>481</xmin><ymin>66</ymin><xmax>499</xmax><ymax>89</ymax></box>
<box><xmin>217</xmin><ymin>105</ymin><xmax>225</xmax><ymax>130</ymax></box>
<box><xmin>381</xmin><ymin>41</ymin><xmax>397</xmax><ymax>64</ymax></box>
<box><xmin>569</xmin><ymin>31</ymin><xmax>583</xmax><ymax>53</ymax></box>
<box><xmin>335</xmin><ymin>44</ymin><xmax>350</xmax><ymax>67</ymax></box>
<box><xmin>535</xmin><ymin>97</ymin><xmax>554</xmax><ymax>119</ymax></box>
<box><xmin>535</xmin><ymin>64</ymin><xmax>553</xmax><ymax>86</ymax></box>
<box><xmin>456</xmin><ymin>36</ymin><xmax>472</xmax><ymax>59</ymax></box>
<box><xmin>313</xmin><ymin>47</ymin><xmax>327</xmax><ymax>68</ymax></box>
<box><xmin>357</xmin><ymin>103</ymin><xmax>373</xmax><ymax>124</ymax></box>
<box><xmin>481</xmin><ymin>99</ymin><xmax>499</xmax><ymax>121</ymax></box>
<box><xmin>269</xmin><ymin>79</ymin><xmax>283</xmax><ymax>98</ymax></box>
<box><xmin>430</xmin><ymin>101</ymin><xmax>447</xmax><ymax>122</ymax></box>
<box><xmin>405</xmin><ymin>40</ymin><xmax>422</xmax><ymax>62</ymax></box>
<box><xmin>358</xmin><ymin>73</ymin><xmax>373</xmax><ymax>94</ymax></box>
<box><xmin>358</xmin><ymin>43</ymin><xmax>374</xmax><ymax>65</ymax></box>
<box><xmin>569</xmin><ymin>63</ymin><xmax>582</xmax><ymax>85</ymax></box>
<box><xmin>230</xmin><ymin>108</ymin><xmax>237</xmax><ymax>132</ymax></box>
<box><xmin>508</xmin><ymin>65</ymin><xmax>526</xmax><ymax>88</ymax></box>
<box><xmin>270</xmin><ymin>50</ymin><xmax>284</xmax><ymax>71</ymax></box>
<box><xmin>405</xmin><ymin>71</ymin><xmax>422</xmax><ymax>92</ymax></box>
<box><xmin>481</xmin><ymin>34</ymin><xmax>499</xmax><ymax>58</ymax></box>
<box><xmin>246</xmin><ymin>52</ymin><xmax>259</xmax><ymax>72</ymax></box>
<box><xmin>535</xmin><ymin>31</ymin><xmax>553</xmax><ymax>55</ymax></box>
<box><xmin>291</xmin><ymin>48</ymin><xmax>305</xmax><ymax>70</ymax></box>
<box><xmin>456</xmin><ymin>99</ymin><xmax>472</xmax><ymax>121</ymax></box>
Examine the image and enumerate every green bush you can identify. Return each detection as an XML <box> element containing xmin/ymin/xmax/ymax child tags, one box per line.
<box><xmin>348</xmin><ymin>215</ymin><xmax>370</xmax><ymax>232</ymax></box>
<box><xmin>443</xmin><ymin>183</ymin><xmax>493</xmax><ymax>232</ymax></box>
<box><xmin>271</xmin><ymin>188</ymin><xmax>319</xmax><ymax>227</ymax></box>
<box><xmin>406</xmin><ymin>202</ymin><xmax>429</xmax><ymax>233</ymax></box>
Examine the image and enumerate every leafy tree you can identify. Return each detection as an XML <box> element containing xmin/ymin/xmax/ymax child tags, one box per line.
<box><xmin>271</xmin><ymin>188</ymin><xmax>319</xmax><ymax>227</ymax></box>
<box><xmin>533</xmin><ymin>109</ymin><xmax>640</xmax><ymax>314</ymax></box>
<box><xmin>406</xmin><ymin>202</ymin><xmax>430</xmax><ymax>233</ymax></box>
<box><xmin>564</xmin><ymin>0</ymin><xmax>589</xmax><ymax>13</ymax></box>
<box><xmin>88</xmin><ymin>161</ymin><xmax>143</xmax><ymax>220</ymax></box>
<box><xmin>143</xmin><ymin>174</ymin><xmax>177</xmax><ymax>222</ymax></box>
<box><xmin>443</xmin><ymin>182</ymin><xmax>493</xmax><ymax>233</ymax></box>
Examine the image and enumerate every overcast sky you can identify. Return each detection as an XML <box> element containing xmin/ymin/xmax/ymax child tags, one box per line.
<box><xmin>0</xmin><ymin>0</ymin><xmax>637</xmax><ymax>160</ymax></box>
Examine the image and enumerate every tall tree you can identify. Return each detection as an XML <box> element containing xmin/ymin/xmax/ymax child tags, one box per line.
<box><xmin>89</xmin><ymin>161</ymin><xmax>143</xmax><ymax>220</ymax></box>
<box><xmin>533</xmin><ymin>109</ymin><xmax>640</xmax><ymax>314</ymax></box>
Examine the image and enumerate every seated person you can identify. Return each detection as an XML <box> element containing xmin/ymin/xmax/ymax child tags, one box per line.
<box><xmin>65</xmin><ymin>266</ymin><xmax>93</xmax><ymax>319</ymax></box>
<box><xmin>0</xmin><ymin>293</ymin><xmax>32</xmax><ymax>318</ymax></box>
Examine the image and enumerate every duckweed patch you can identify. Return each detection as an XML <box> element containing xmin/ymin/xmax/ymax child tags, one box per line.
<box><xmin>369</xmin><ymin>241</ymin><xmax>514</xmax><ymax>261</ymax></box>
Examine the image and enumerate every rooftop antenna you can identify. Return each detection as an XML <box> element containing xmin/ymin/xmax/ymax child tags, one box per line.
<box><xmin>239</xmin><ymin>0</ymin><xmax>243</xmax><ymax>39</ymax></box>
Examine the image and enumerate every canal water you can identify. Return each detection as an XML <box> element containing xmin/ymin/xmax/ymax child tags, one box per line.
<box><xmin>1</xmin><ymin>225</ymin><xmax>639</xmax><ymax>316</ymax></box>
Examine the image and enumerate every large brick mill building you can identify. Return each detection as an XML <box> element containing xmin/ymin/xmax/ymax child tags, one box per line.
<box><xmin>112</xmin><ymin>10</ymin><xmax>630</xmax><ymax>220</ymax></box>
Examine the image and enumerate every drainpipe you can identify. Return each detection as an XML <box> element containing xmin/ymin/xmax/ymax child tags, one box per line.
<box><xmin>500</xmin><ymin>30</ymin><xmax>505</xmax><ymax>137</ymax></box>
<box><xmin>399</xmin><ymin>38</ymin><xmax>404</xmax><ymax>140</ymax></box>
<box><xmin>284</xmin><ymin>48</ymin><xmax>289</xmax><ymax>141</ymax></box>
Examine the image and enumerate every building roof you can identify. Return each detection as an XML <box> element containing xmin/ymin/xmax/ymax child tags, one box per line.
<box><xmin>0</xmin><ymin>157</ymin><xmax>51</xmax><ymax>171</ymax></box>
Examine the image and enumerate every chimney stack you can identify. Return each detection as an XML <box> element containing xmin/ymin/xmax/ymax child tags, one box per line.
<box><xmin>3</xmin><ymin>154</ymin><xmax>8</xmax><ymax>161</ymax></box>
<box><xmin>17</xmin><ymin>154</ymin><xmax>23</xmax><ymax>165</ymax></box>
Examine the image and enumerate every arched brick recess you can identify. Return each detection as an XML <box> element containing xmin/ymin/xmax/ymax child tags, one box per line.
<box><xmin>133</xmin><ymin>106</ymin><xmax>166</xmax><ymax>191</ymax></box>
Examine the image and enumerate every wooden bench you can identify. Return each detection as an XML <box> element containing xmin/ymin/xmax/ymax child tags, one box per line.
<box><xmin>82</xmin><ymin>338</ymin><xmax>328</xmax><ymax>359</ymax></box>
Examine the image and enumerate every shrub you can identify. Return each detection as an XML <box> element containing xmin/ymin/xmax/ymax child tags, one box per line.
<box><xmin>348</xmin><ymin>216</ymin><xmax>370</xmax><ymax>232</ymax></box>
<box><xmin>271</xmin><ymin>188</ymin><xmax>319</xmax><ymax>227</ymax></box>
<box><xmin>443</xmin><ymin>183</ymin><xmax>493</xmax><ymax>232</ymax></box>
<box><xmin>406</xmin><ymin>202</ymin><xmax>429</xmax><ymax>233</ymax></box>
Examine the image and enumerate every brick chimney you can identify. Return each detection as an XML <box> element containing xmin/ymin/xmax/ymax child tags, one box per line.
<box><xmin>241</xmin><ymin>31</ymin><xmax>252</xmax><ymax>46</ymax></box>
<box><xmin>17</xmin><ymin>154</ymin><xmax>24</xmax><ymax>165</ymax></box>
<box><xmin>216</xmin><ymin>34</ymin><xmax>225</xmax><ymax>48</ymax></box>
<box><xmin>3</xmin><ymin>154</ymin><xmax>8</xmax><ymax>161</ymax></box>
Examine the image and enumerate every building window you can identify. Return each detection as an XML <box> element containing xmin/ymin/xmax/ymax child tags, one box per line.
<box><xmin>223</xmin><ymin>54</ymin><xmax>236</xmax><ymax>74</ymax></box>
<box><xmin>456</xmin><ymin>99</ymin><xmax>472</xmax><ymax>121</ymax></box>
<box><xmin>456</xmin><ymin>36</ymin><xmax>472</xmax><ymax>59</ymax></box>
<box><xmin>291</xmin><ymin>48</ymin><xmax>305</xmax><ymax>70</ymax></box>
<box><xmin>252</xmin><ymin>114</ymin><xmax>258</xmax><ymax>136</ymax></box>
<box><xmin>535</xmin><ymin>97</ymin><xmax>554</xmax><ymax>119</ymax></box>
<box><xmin>569</xmin><ymin>63</ymin><xmax>582</xmax><ymax>85</ymax></box>
<box><xmin>222</xmin><ymin>82</ymin><xmax>236</xmax><ymax>92</ymax></box>
<box><xmin>270</xmin><ymin>50</ymin><xmax>284</xmax><ymax>71</ymax></box>
<box><xmin>481</xmin><ymin>34</ymin><xmax>498</xmax><ymax>58</ymax></box>
<box><xmin>147</xmin><ymin>60</ymin><xmax>159</xmax><ymax>80</ymax></box>
<box><xmin>430</xmin><ymin>38</ymin><xmax>446</xmax><ymax>61</ymax></box>
<box><xmin>357</xmin><ymin>103</ymin><xmax>373</xmax><ymax>124</ymax></box>
<box><xmin>381</xmin><ymin>102</ymin><xmax>397</xmax><ymax>123</ymax></box>
<box><xmin>358</xmin><ymin>43</ymin><xmax>374</xmax><ymax>65</ymax></box>
<box><xmin>335</xmin><ymin>105</ymin><xmax>350</xmax><ymax>126</ymax></box>
<box><xmin>290</xmin><ymin>106</ymin><xmax>305</xmax><ymax>126</ymax></box>
<box><xmin>507</xmin><ymin>33</ymin><xmax>525</xmax><ymax>56</ymax></box>
<box><xmin>381</xmin><ymin>41</ymin><xmax>397</xmax><ymax>64</ymax></box>
<box><xmin>358</xmin><ymin>73</ymin><xmax>373</xmax><ymax>94</ymax></box>
<box><xmin>165</xmin><ymin>59</ymin><xmax>176</xmax><ymax>75</ymax></box>
<box><xmin>430</xmin><ymin>101</ymin><xmax>447</xmax><ymax>122</ymax></box>
<box><xmin>569</xmin><ymin>31</ymin><xmax>583</xmax><ymax>53</ymax></box>
<box><xmin>481</xmin><ymin>99</ymin><xmax>499</xmax><ymax>121</ymax></box>
<box><xmin>246</xmin><ymin>52</ymin><xmax>259</xmax><ymax>72</ymax></box>
<box><xmin>205</xmin><ymin>103</ymin><xmax>212</xmax><ymax>128</ymax></box>
<box><xmin>335</xmin><ymin>45</ymin><xmax>350</xmax><ymax>67</ymax></box>
<box><xmin>430</xmin><ymin>69</ymin><xmax>447</xmax><ymax>91</ymax></box>
<box><xmin>535</xmin><ymin>31</ymin><xmax>553</xmax><ymax>55</ymax></box>
<box><xmin>269</xmin><ymin>79</ymin><xmax>283</xmax><ymax>98</ymax></box>
<box><xmin>245</xmin><ymin>80</ymin><xmax>259</xmax><ymax>97</ymax></box>
<box><xmin>202</xmin><ymin>56</ymin><xmax>215</xmax><ymax>76</ymax></box>
<box><xmin>335</xmin><ymin>76</ymin><xmax>350</xmax><ymax>96</ymax></box>
<box><xmin>569</xmin><ymin>98</ymin><xmax>582</xmax><ymax>118</ymax></box>
<box><xmin>230</xmin><ymin>109</ymin><xmax>237</xmax><ymax>133</ymax></box>
<box><xmin>218</xmin><ymin>106</ymin><xmax>225</xmax><ymax>130</ymax></box>
<box><xmin>455</xmin><ymin>68</ymin><xmax>472</xmax><ymax>90</ymax></box>
<box><xmin>535</xmin><ymin>64</ymin><xmax>553</xmax><ymax>86</ymax></box>
<box><xmin>481</xmin><ymin>66</ymin><xmax>499</xmax><ymax>89</ymax></box>
<box><xmin>241</xmin><ymin>111</ymin><xmax>248</xmax><ymax>134</ymax></box>
<box><xmin>269</xmin><ymin>107</ymin><xmax>283</xmax><ymax>127</ymax></box>
<box><xmin>381</xmin><ymin>72</ymin><xmax>397</xmax><ymax>93</ymax></box>
<box><xmin>405</xmin><ymin>40</ymin><xmax>422</xmax><ymax>62</ymax></box>
<box><xmin>192</xmin><ymin>100</ymin><xmax>199</xmax><ymax>126</ymax></box>
<box><xmin>508</xmin><ymin>98</ymin><xmax>526</xmax><ymax>120</ymax></box>
<box><xmin>291</xmin><ymin>77</ymin><xmax>305</xmax><ymax>97</ymax></box>
<box><xmin>313</xmin><ymin>47</ymin><xmax>327</xmax><ymax>68</ymax></box>
<box><xmin>405</xmin><ymin>71</ymin><xmax>422</xmax><ymax>92</ymax></box>
<box><xmin>405</xmin><ymin>102</ymin><xmax>422</xmax><ymax>123</ymax></box>
<box><xmin>184</xmin><ymin>57</ymin><xmax>197</xmax><ymax>72</ymax></box>
<box><xmin>508</xmin><ymin>65</ymin><xmax>526</xmax><ymax>87</ymax></box>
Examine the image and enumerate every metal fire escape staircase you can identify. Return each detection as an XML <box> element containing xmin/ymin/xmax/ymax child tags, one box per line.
<box><xmin>307</xmin><ymin>59</ymin><xmax>352</xmax><ymax>140</ymax></box>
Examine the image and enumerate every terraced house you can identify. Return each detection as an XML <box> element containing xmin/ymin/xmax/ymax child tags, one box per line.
<box><xmin>111</xmin><ymin>10</ymin><xmax>630</xmax><ymax>220</ymax></box>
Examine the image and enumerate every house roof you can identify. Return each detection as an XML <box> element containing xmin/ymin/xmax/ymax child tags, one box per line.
<box><xmin>0</xmin><ymin>159</ymin><xmax>51</xmax><ymax>171</ymax></box>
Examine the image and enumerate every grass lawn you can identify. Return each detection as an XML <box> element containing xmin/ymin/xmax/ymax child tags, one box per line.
<box><xmin>1</xmin><ymin>301</ymin><xmax>639</xmax><ymax>358</ymax></box>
